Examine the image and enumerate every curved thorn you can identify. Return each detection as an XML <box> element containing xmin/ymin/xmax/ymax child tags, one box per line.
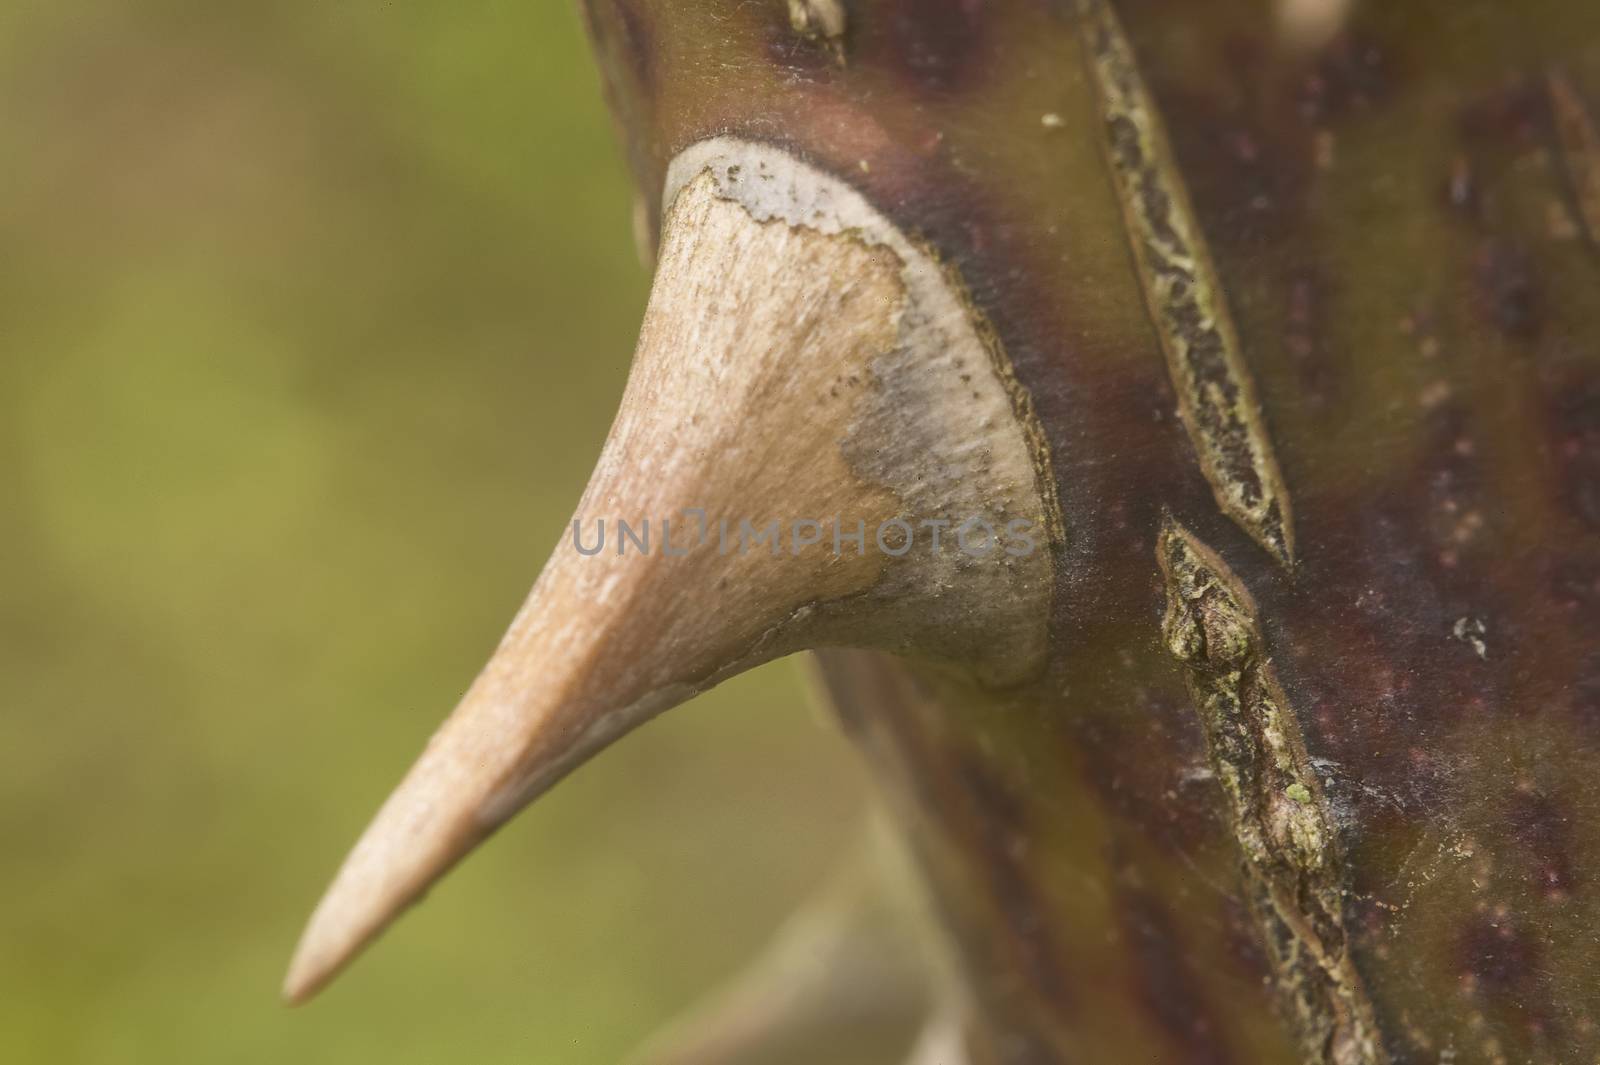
<box><xmin>284</xmin><ymin>137</ymin><xmax>1058</xmax><ymax>1003</ymax></box>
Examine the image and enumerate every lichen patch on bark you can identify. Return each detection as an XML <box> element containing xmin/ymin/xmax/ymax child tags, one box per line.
<box><xmin>1157</xmin><ymin>519</ymin><xmax>1385</xmax><ymax>1065</ymax></box>
<box><xmin>1079</xmin><ymin>0</ymin><xmax>1296</xmax><ymax>566</ymax></box>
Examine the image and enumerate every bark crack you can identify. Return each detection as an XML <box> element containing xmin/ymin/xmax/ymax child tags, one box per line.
<box><xmin>1158</xmin><ymin>518</ymin><xmax>1386</xmax><ymax>1065</ymax></box>
<box><xmin>1079</xmin><ymin>0</ymin><xmax>1296</xmax><ymax>566</ymax></box>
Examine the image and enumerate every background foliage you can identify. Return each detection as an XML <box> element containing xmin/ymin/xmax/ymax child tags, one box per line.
<box><xmin>0</xmin><ymin>3</ymin><xmax>866</xmax><ymax>1061</ymax></box>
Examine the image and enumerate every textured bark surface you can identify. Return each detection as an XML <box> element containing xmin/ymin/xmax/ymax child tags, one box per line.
<box><xmin>583</xmin><ymin>2</ymin><xmax>1600</xmax><ymax>1062</ymax></box>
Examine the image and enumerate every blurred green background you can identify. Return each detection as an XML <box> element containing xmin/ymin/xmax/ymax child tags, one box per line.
<box><xmin>0</xmin><ymin>3</ymin><xmax>868</xmax><ymax>1061</ymax></box>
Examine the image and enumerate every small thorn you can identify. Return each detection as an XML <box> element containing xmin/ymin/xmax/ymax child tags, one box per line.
<box><xmin>626</xmin><ymin>828</ymin><xmax>933</xmax><ymax>1064</ymax></box>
